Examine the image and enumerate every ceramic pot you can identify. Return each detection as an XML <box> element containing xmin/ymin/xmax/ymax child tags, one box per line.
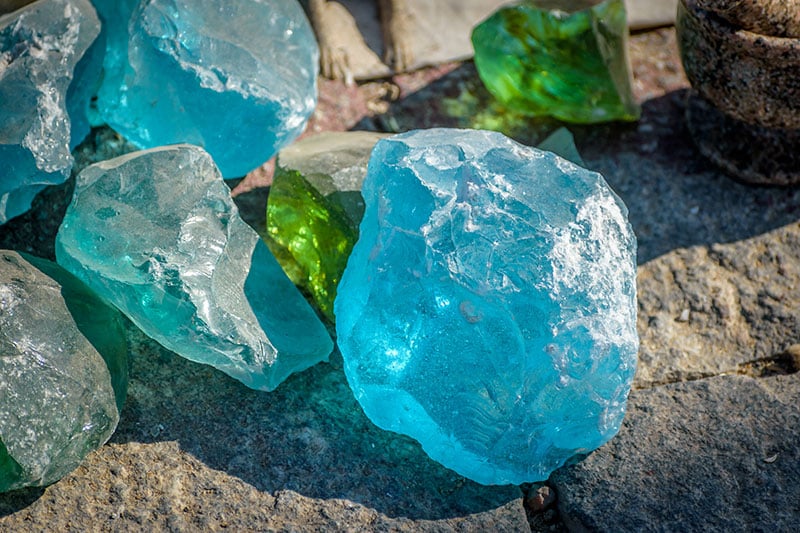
<box><xmin>677</xmin><ymin>0</ymin><xmax>800</xmax><ymax>185</ymax></box>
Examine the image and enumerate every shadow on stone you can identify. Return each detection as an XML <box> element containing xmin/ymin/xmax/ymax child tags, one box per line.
<box><xmin>572</xmin><ymin>89</ymin><xmax>800</xmax><ymax>264</ymax></box>
<box><xmin>110</xmin><ymin>324</ymin><xmax>521</xmax><ymax>521</ymax></box>
<box><xmin>0</xmin><ymin>487</ymin><xmax>45</xmax><ymax>517</ymax></box>
<box><xmin>0</xmin><ymin>179</ymin><xmax>73</xmax><ymax>261</ymax></box>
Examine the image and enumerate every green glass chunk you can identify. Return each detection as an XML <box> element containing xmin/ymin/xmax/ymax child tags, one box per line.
<box><xmin>0</xmin><ymin>439</ymin><xmax>24</xmax><ymax>493</ymax></box>
<box><xmin>472</xmin><ymin>0</ymin><xmax>640</xmax><ymax>123</ymax></box>
<box><xmin>266</xmin><ymin>132</ymin><xmax>387</xmax><ymax>321</ymax></box>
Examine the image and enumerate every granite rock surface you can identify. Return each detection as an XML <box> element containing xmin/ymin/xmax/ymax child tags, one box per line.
<box><xmin>554</xmin><ymin>372</ymin><xmax>800</xmax><ymax>531</ymax></box>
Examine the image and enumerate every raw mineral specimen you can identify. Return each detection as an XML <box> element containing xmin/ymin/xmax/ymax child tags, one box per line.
<box><xmin>89</xmin><ymin>0</ymin><xmax>138</xmax><ymax>125</ymax></box>
<box><xmin>537</xmin><ymin>127</ymin><xmax>585</xmax><ymax>168</ymax></box>
<box><xmin>266</xmin><ymin>131</ymin><xmax>388</xmax><ymax>321</ymax></box>
<box><xmin>0</xmin><ymin>0</ymin><xmax>101</xmax><ymax>224</ymax></box>
<box><xmin>94</xmin><ymin>0</ymin><xmax>319</xmax><ymax>178</ymax></box>
<box><xmin>0</xmin><ymin>251</ymin><xmax>127</xmax><ymax>492</ymax></box>
<box><xmin>56</xmin><ymin>144</ymin><xmax>333</xmax><ymax>391</ymax></box>
<box><xmin>334</xmin><ymin>129</ymin><xmax>639</xmax><ymax>485</ymax></box>
<box><xmin>267</xmin><ymin>128</ymin><xmax>582</xmax><ymax>322</ymax></box>
<box><xmin>472</xmin><ymin>0</ymin><xmax>640</xmax><ymax>123</ymax></box>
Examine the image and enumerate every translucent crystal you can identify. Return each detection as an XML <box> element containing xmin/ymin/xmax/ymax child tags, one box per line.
<box><xmin>94</xmin><ymin>0</ymin><xmax>319</xmax><ymax>178</ymax></box>
<box><xmin>0</xmin><ymin>0</ymin><xmax>101</xmax><ymax>224</ymax></box>
<box><xmin>472</xmin><ymin>0</ymin><xmax>640</xmax><ymax>123</ymax></box>
<box><xmin>56</xmin><ymin>144</ymin><xmax>333</xmax><ymax>392</ymax></box>
<box><xmin>266</xmin><ymin>131</ymin><xmax>388</xmax><ymax>321</ymax></box>
<box><xmin>0</xmin><ymin>251</ymin><xmax>127</xmax><ymax>492</ymax></box>
<box><xmin>537</xmin><ymin>127</ymin><xmax>586</xmax><ymax>167</ymax></box>
<box><xmin>88</xmin><ymin>0</ymin><xmax>138</xmax><ymax>126</ymax></box>
<box><xmin>334</xmin><ymin>129</ymin><xmax>639</xmax><ymax>485</ymax></box>
<box><xmin>267</xmin><ymin>129</ymin><xmax>583</xmax><ymax>322</ymax></box>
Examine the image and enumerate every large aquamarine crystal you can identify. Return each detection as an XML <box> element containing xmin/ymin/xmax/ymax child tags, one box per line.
<box><xmin>0</xmin><ymin>0</ymin><xmax>101</xmax><ymax>224</ymax></box>
<box><xmin>0</xmin><ymin>251</ymin><xmax>127</xmax><ymax>492</ymax></box>
<box><xmin>94</xmin><ymin>0</ymin><xmax>319</xmax><ymax>178</ymax></box>
<box><xmin>472</xmin><ymin>0</ymin><xmax>640</xmax><ymax>123</ymax></box>
<box><xmin>56</xmin><ymin>144</ymin><xmax>333</xmax><ymax>391</ymax></box>
<box><xmin>266</xmin><ymin>131</ymin><xmax>388</xmax><ymax>321</ymax></box>
<box><xmin>334</xmin><ymin>129</ymin><xmax>639</xmax><ymax>485</ymax></box>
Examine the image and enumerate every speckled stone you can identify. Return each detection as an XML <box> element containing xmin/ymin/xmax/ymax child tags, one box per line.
<box><xmin>677</xmin><ymin>0</ymin><xmax>800</xmax><ymax>184</ymax></box>
<box><xmin>693</xmin><ymin>0</ymin><xmax>800</xmax><ymax>38</ymax></box>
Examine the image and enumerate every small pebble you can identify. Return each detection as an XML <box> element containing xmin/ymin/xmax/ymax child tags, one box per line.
<box><xmin>527</xmin><ymin>484</ymin><xmax>556</xmax><ymax>511</ymax></box>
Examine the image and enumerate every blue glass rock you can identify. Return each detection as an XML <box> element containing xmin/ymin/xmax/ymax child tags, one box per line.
<box><xmin>0</xmin><ymin>0</ymin><xmax>102</xmax><ymax>224</ymax></box>
<box><xmin>94</xmin><ymin>0</ymin><xmax>319</xmax><ymax>178</ymax></box>
<box><xmin>56</xmin><ymin>144</ymin><xmax>333</xmax><ymax>391</ymax></box>
<box><xmin>335</xmin><ymin>129</ymin><xmax>639</xmax><ymax>485</ymax></box>
<box><xmin>88</xmin><ymin>0</ymin><xmax>138</xmax><ymax>126</ymax></box>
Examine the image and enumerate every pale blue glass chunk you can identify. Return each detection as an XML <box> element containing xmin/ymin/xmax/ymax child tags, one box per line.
<box><xmin>0</xmin><ymin>0</ymin><xmax>101</xmax><ymax>224</ymax></box>
<box><xmin>56</xmin><ymin>144</ymin><xmax>333</xmax><ymax>391</ymax></box>
<box><xmin>0</xmin><ymin>251</ymin><xmax>127</xmax><ymax>492</ymax></box>
<box><xmin>94</xmin><ymin>0</ymin><xmax>319</xmax><ymax>178</ymax></box>
<box><xmin>335</xmin><ymin>129</ymin><xmax>639</xmax><ymax>485</ymax></box>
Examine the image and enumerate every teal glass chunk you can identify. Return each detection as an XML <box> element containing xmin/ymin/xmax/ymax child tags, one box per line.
<box><xmin>56</xmin><ymin>144</ymin><xmax>333</xmax><ymax>391</ymax></box>
<box><xmin>0</xmin><ymin>0</ymin><xmax>101</xmax><ymax>224</ymax></box>
<box><xmin>335</xmin><ymin>129</ymin><xmax>639</xmax><ymax>485</ymax></box>
<box><xmin>93</xmin><ymin>0</ymin><xmax>319</xmax><ymax>178</ymax></box>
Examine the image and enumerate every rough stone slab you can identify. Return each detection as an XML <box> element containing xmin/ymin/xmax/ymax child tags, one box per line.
<box><xmin>552</xmin><ymin>372</ymin><xmax>800</xmax><ymax>531</ymax></box>
<box><xmin>0</xmin><ymin>324</ymin><xmax>528</xmax><ymax>531</ymax></box>
<box><xmin>0</xmin><ymin>440</ymin><xmax>529</xmax><ymax>531</ymax></box>
<box><xmin>636</xmin><ymin>222</ymin><xmax>800</xmax><ymax>387</ymax></box>
<box><xmin>627</xmin><ymin>0</ymin><xmax>677</xmax><ymax>30</ymax></box>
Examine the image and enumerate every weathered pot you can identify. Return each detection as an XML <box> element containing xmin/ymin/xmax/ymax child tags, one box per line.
<box><xmin>692</xmin><ymin>0</ymin><xmax>800</xmax><ymax>39</ymax></box>
<box><xmin>677</xmin><ymin>0</ymin><xmax>800</xmax><ymax>185</ymax></box>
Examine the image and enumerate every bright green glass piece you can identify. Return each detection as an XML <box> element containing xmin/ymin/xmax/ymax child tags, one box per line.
<box><xmin>266</xmin><ymin>132</ymin><xmax>387</xmax><ymax>321</ymax></box>
<box><xmin>472</xmin><ymin>0</ymin><xmax>640</xmax><ymax>123</ymax></box>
